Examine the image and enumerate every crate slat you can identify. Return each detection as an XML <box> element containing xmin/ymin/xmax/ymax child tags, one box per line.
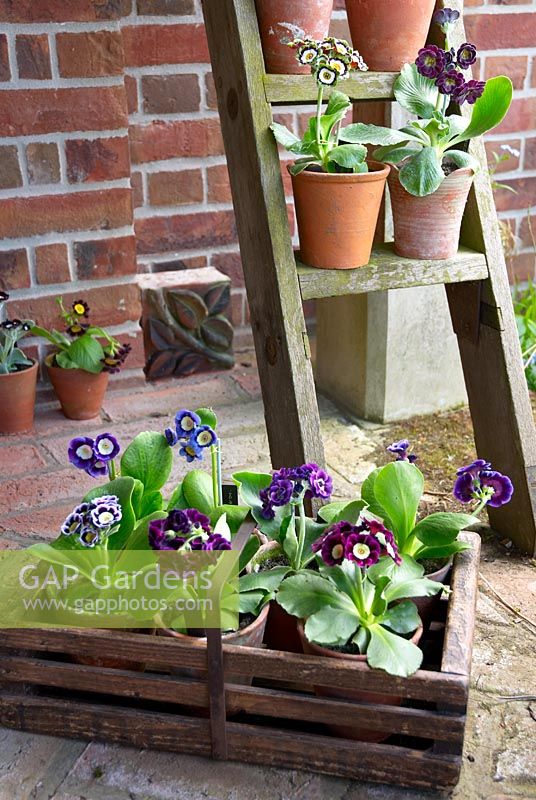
<box><xmin>263</xmin><ymin>73</ymin><xmax>397</xmax><ymax>104</ymax></box>
<box><xmin>441</xmin><ymin>532</ymin><xmax>481</xmax><ymax>676</ymax></box>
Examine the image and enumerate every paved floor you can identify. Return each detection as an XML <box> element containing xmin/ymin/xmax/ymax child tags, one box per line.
<box><xmin>0</xmin><ymin>360</ymin><xmax>535</xmax><ymax>800</ymax></box>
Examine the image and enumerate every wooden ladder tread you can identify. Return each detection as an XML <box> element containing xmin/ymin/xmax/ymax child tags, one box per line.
<box><xmin>297</xmin><ymin>244</ymin><xmax>488</xmax><ymax>300</ymax></box>
<box><xmin>264</xmin><ymin>72</ymin><xmax>397</xmax><ymax>104</ymax></box>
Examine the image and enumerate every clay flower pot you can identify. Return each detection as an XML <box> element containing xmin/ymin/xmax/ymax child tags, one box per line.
<box><xmin>388</xmin><ymin>167</ymin><xmax>475</xmax><ymax>260</ymax></box>
<box><xmin>412</xmin><ymin>559</ymin><xmax>452</xmax><ymax>630</ymax></box>
<box><xmin>255</xmin><ymin>0</ymin><xmax>334</xmax><ymax>74</ymax></box>
<box><xmin>291</xmin><ymin>161</ymin><xmax>390</xmax><ymax>270</ymax></box>
<box><xmin>47</xmin><ymin>356</ymin><xmax>109</xmax><ymax>420</ymax></box>
<box><xmin>0</xmin><ymin>360</ymin><xmax>38</xmax><ymax>435</ymax></box>
<box><xmin>298</xmin><ymin>621</ymin><xmax>423</xmax><ymax>742</ymax></box>
<box><xmin>345</xmin><ymin>0</ymin><xmax>436</xmax><ymax>72</ymax></box>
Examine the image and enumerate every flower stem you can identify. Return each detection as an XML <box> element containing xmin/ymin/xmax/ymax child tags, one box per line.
<box><xmin>295</xmin><ymin>500</ymin><xmax>307</xmax><ymax>570</ymax></box>
<box><xmin>211</xmin><ymin>440</ymin><xmax>223</xmax><ymax>507</ymax></box>
<box><xmin>316</xmin><ymin>84</ymin><xmax>324</xmax><ymax>161</ymax></box>
<box><xmin>354</xmin><ymin>567</ymin><xmax>367</xmax><ymax>617</ymax></box>
<box><xmin>108</xmin><ymin>460</ymin><xmax>116</xmax><ymax>481</ymax></box>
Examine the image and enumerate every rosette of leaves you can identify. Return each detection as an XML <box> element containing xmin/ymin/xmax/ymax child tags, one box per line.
<box><xmin>339</xmin><ymin>65</ymin><xmax>512</xmax><ymax>195</ymax></box>
<box><xmin>143</xmin><ymin>284</ymin><xmax>234</xmax><ymax>380</ymax></box>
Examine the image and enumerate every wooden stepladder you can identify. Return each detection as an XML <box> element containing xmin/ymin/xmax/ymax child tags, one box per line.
<box><xmin>201</xmin><ymin>0</ymin><xmax>536</xmax><ymax>555</ymax></box>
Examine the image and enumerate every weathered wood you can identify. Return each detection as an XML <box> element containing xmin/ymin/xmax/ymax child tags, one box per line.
<box><xmin>441</xmin><ymin>532</ymin><xmax>481</xmax><ymax>677</ymax></box>
<box><xmin>0</xmin><ymin>693</ymin><xmax>461</xmax><ymax>790</ymax></box>
<box><xmin>445</xmin><ymin>0</ymin><xmax>536</xmax><ymax>555</ymax></box>
<box><xmin>206</xmin><ymin>628</ymin><xmax>228</xmax><ymax>760</ymax></box>
<box><xmin>200</xmin><ymin>0</ymin><xmax>324</xmax><ymax>470</ymax></box>
<box><xmin>298</xmin><ymin>244</ymin><xmax>488</xmax><ymax>301</ymax></box>
<box><xmin>263</xmin><ymin>72</ymin><xmax>397</xmax><ymax>104</ymax></box>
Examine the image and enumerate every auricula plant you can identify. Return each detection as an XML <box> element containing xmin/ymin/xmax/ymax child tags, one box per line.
<box><xmin>0</xmin><ymin>291</ymin><xmax>34</xmax><ymax>375</ymax></box>
<box><xmin>271</xmin><ymin>36</ymin><xmax>369</xmax><ymax>175</ymax></box>
<box><xmin>338</xmin><ymin>8</ymin><xmax>513</xmax><ymax>195</ymax></box>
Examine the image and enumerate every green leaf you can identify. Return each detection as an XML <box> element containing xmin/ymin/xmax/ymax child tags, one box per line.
<box><xmin>384</xmin><ymin>577</ymin><xmax>443</xmax><ymax>603</ymax></box>
<box><xmin>270</xmin><ymin>122</ymin><xmax>302</xmax><ymax>150</ymax></box>
<box><xmin>412</xmin><ymin>512</ymin><xmax>479</xmax><ymax>547</ymax></box>
<box><xmin>126</xmin><ymin>511</ymin><xmax>167</xmax><ymax>550</ymax></box>
<box><xmin>304</xmin><ymin>607</ymin><xmax>358</xmax><ymax>647</ymax></box>
<box><xmin>288</xmin><ymin>159</ymin><xmax>316</xmax><ymax>176</ymax></box>
<box><xmin>120</xmin><ymin>432</ymin><xmax>173</xmax><ymax>493</ymax></box>
<box><xmin>233</xmin><ymin>470</ymin><xmax>289</xmax><ymax>537</ymax></box>
<box><xmin>55</xmin><ymin>351</ymin><xmax>78</xmax><ymax>369</ymax></box>
<box><xmin>239</xmin><ymin>589</ymin><xmax>267</xmax><ymax>616</ymax></box>
<box><xmin>367</xmin><ymin>624</ymin><xmax>423</xmax><ymax>677</ymax></box>
<box><xmin>239</xmin><ymin>566</ymin><xmax>290</xmax><ymax>594</ymax></box>
<box><xmin>449</xmin><ymin>76</ymin><xmax>513</xmax><ymax>147</ymax></box>
<box><xmin>195</xmin><ymin>407</ymin><xmax>218</xmax><ymax>429</ymax></box>
<box><xmin>443</xmin><ymin>149</ymin><xmax>480</xmax><ymax>173</ymax></box>
<box><xmin>368</xmin><ymin>554</ymin><xmax>424</xmax><ymax>585</ymax></box>
<box><xmin>167</xmin><ymin>482</ymin><xmax>186</xmax><ymax>511</ymax></box>
<box><xmin>373</xmin><ymin>142</ymin><xmax>422</xmax><ymax>165</ymax></box>
<box><xmin>319</xmin><ymin>91</ymin><xmax>352</xmax><ymax>141</ymax></box>
<box><xmin>382</xmin><ymin>600</ymin><xmax>421</xmax><ymax>634</ymax></box>
<box><xmin>360</xmin><ymin>467</ymin><xmax>392</xmax><ymax>524</ymax></box>
<box><xmin>370</xmin><ymin>575</ymin><xmax>389</xmax><ymax>617</ymax></box>
<box><xmin>238</xmin><ymin>534</ymin><xmax>261</xmax><ymax>574</ymax></box>
<box><xmin>83</xmin><ymin>477</ymin><xmax>141</xmax><ymax>550</ymax></box>
<box><xmin>139</xmin><ymin>490</ymin><xmax>163</xmax><ymax>518</ymax></box>
<box><xmin>62</xmin><ymin>333</ymin><xmax>104</xmax><ymax>373</ymax></box>
<box><xmin>327</xmin><ymin>143</ymin><xmax>367</xmax><ymax>171</ymax></box>
<box><xmin>415</xmin><ymin>541</ymin><xmax>471</xmax><ymax>561</ymax></box>
<box><xmin>447</xmin><ymin>114</ymin><xmax>470</xmax><ymax>138</ymax></box>
<box><xmin>352</xmin><ymin>626</ymin><xmax>369</xmax><ymax>653</ymax></box>
<box><xmin>276</xmin><ymin>572</ymin><xmax>354</xmax><ymax>618</ymax></box>
<box><xmin>394</xmin><ymin>63</ymin><xmax>438</xmax><ymax>118</ymax></box>
<box><xmin>209</xmin><ymin>504</ymin><xmax>249</xmax><ymax>535</ymax></box>
<box><xmin>373</xmin><ymin>462</ymin><xmax>424</xmax><ymax>548</ymax></box>
<box><xmin>318</xmin><ymin>500</ymin><xmax>366</xmax><ymax>525</ymax></box>
<box><xmin>340</xmin><ymin>123</ymin><xmax>411</xmax><ymax>146</ymax></box>
<box><xmin>281</xmin><ymin>514</ymin><xmax>298</xmax><ymax>565</ymax></box>
<box><xmin>399</xmin><ymin>146</ymin><xmax>445</xmax><ymax>197</ymax></box>
<box><xmin>182</xmin><ymin>469</ymin><xmax>214</xmax><ymax>514</ymax></box>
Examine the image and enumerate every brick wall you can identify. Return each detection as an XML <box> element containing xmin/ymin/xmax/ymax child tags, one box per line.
<box><xmin>0</xmin><ymin>0</ymin><xmax>534</xmax><ymax>377</ymax></box>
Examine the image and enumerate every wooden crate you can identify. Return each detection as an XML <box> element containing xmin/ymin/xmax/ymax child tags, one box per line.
<box><xmin>0</xmin><ymin>532</ymin><xmax>480</xmax><ymax>793</ymax></box>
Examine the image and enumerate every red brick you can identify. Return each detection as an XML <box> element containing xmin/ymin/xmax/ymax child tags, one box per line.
<box><xmin>135</xmin><ymin>210</ymin><xmax>236</xmax><ymax>255</ymax></box>
<box><xmin>0</xmin><ymin>188</ymin><xmax>132</xmax><ymax>238</ymax></box>
<box><xmin>137</xmin><ymin>0</ymin><xmax>194</xmax><ymax>14</ymax></box>
<box><xmin>507</xmin><ymin>252</ymin><xmax>536</xmax><ymax>284</ymax></box>
<box><xmin>147</xmin><ymin>169</ymin><xmax>203</xmax><ymax>206</ymax></box>
<box><xmin>465</xmin><ymin>13</ymin><xmax>536</xmax><ymax>50</ymax></box>
<box><xmin>7</xmin><ymin>283</ymin><xmax>141</xmax><ymax>331</ymax></box>
<box><xmin>115</xmin><ymin>329</ymin><xmax>145</xmax><ymax>369</ymax></box>
<box><xmin>0</xmin><ymin>249</ymin><xmax>30</xmax><ymax>291</ymax></box>
<box><xmin>0</xmin><ymin>145</ymin><xmax>22</xmax><ymax>189</ymax></box>
<box><xmin>74</xmin><ymin>235</ymin><xmax>137</xmax><ymax>279</ymax></box>
<box><xmin>0</xmin><ymin>87</ymin><xmax>128</xmax><ymax>136</ymax></box>
<box><xmin>130</xmin><ymin>171</ymin><xmax>144</xmax><ymax>208</ymax></box>
<box><xmin>57</xmin><ymin>31</ymin><xmax>124</xmax><ymax>78</ymax></box>
<box><xmin>230</xmin><ymin>290</ymin><xmax>244</xmax><ymax>327</ymax></box>
<box><xmin>26</xmin><ymin>142</ymin><xmax>60</xmax><ymax>184</ymax></box>
<box><xmin>129</xmin><ymin>119</ymin><xmax>223</xmax><ymax>164</ymax></box>
<box><xmin>124</xmin><ymin>74</ymin><xmax>138</xmax><ymax>114</ymax></box>
<box><xmin>485</xmin><ymin>55</ymin><xmax>527</xmax><ymax>90</ymax></box>
<box><xmin>495</xmin><ymin>98</ymin><xmax>536</xmax><ymax>135</ymax></box>
<box><xmin>485</xmin><ymin>140</ymin><xmax>521</xmax><ymax>174</ymax></box>
<box><xmin>0</xmin><ymin>444</ymin><xmax>47</xmax><ymax>478</ymax></box>
<box><xmin>35</xmin><ymin>243</ymin><xmax>71</xmax><ymax>285</ymax></box>
<box><xmin>66</xmin><ymin>136</ymin><xmax>130</xmax><ymax>183</ymax></box>
<box><xmin>0</xmin><ymin>34</ymin><xmax>10</xmax><ymax>81</ymax></box>
<box><xmin>122</xmin><ymin>24</ymin><xmax>208</xmax><ymax>67</ymax></box>
<box><xmin>207</xmin><ymin>164</ymin><xmax>232</xmax><ymax>203</ymax></box>
<box><xmin>0</xmin><ymin>468</ymin><xmax>96</xmax><ymax>515</ymax></box>
<box><xmin>142</xmin><ymin>74</ymin><xmax>200</xmax><ymax>114</ymax></box>
<box><xmin>519</xmin><ymin>215</ymin><xmax>536</xmax><ymax>250</ymax></box>
<box><xmin>494</xmin><ymin>177</ymin><xmax>536</xmax><ymax>212</ymax></box>
<box><xmin>0</xmin><ymin>0</ymin><xmax>131</xmax><ymax>23</ymax></box>
<box><xmin>151</xmin><ymin>255</ymin><xmax>207</xmax><ymax>272</ymax></box>
<box><xmin>210</xmin><ymin>252</ymin><xmax>244</xmax><ymax>287</ymax></box>
<box><xmin>16</xmin><ymin>34</ymin><xmax>51</xmax><ymax>80</ymax></box>
<box><xmin>0</xmin><ymin>502</ymin><xmax>82</xmax><ymax>541</ymax></box>
<box><xmin>524</xmin><ymin>137</ymin><xmax>536</xmax><ymax>171</ymax></box>
<box><xmin>205</xmin><ymin>73</ymin><xmax>217</xmax><ymax>110</ymax></box>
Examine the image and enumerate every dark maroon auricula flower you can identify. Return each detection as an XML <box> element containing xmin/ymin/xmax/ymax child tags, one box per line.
<box><xmin>312</xmin><ymin>521</ymin><xmax>356</xmax><ymax>566</ymax></box>
<box><xmin>344</xmin><ymin>532</ymin><xmax>381</xmax><ymax>568</ymax></box>
<box><xmin>433</xmin><ymin>8</ymin><xmax>460</xmax><ymax>26</ymax></box>
<box><xmin>453</xmin><ymin>79</ymin><xmax>486</xmax><ymax>105</ymax></box>
<box><xmin>457</xmin><ymin>42</ymin><xmax>477</xmax><ymax>69</ymax></box>
<box><xmin>415</xmin><ymin>45</ymin><xmax>447</xmax><ymax>79</ymax></box>
<box><xmin>436</xmin><ymin>69</ymin><xmax>465</xmax><ymax>95</ymax></box>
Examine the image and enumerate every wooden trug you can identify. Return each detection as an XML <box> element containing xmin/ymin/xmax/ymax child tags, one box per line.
<box><xmin>0</xmin><ymin>533</ymin><xmax>480</xmax><ymax>792</ymax></box>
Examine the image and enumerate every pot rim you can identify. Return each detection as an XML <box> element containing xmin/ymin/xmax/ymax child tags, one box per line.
<box><xmin>45</xmin><ymin>352</ymin><xmax>108</xmax><ymax>378</ymax></box>
<box><xmin>289</xmin><ymin>159</ymin><xmax>391</xmax><ymax>183</ymax></box>
<box><xmin>389</xmin><ymin>163</ymin><xmax>475</xmax><ymax>181</ymax></box>
<box><xmin>297</xmin><ymin>620</ymin><xmax>423</xmax><ymax>661</ymax></box>
<box><xmin>161</xmin><ymin>601</ymin><xmax>270</xmax><ymax>644</ymax></box>
<box><xmin>0</xmin><ymin>357</ymin><xmax>38</xmax><ymax>378</ymax></box>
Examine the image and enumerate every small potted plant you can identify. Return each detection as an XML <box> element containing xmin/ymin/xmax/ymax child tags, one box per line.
<box><xmin>33</xmin><ymin>298</ymin><xmax>131</xmax><ymax>420</ymax></box>
<box><xmin>271</xmin><ymin>36</ymin><xmax>390</xmax><ymax>269</ymax></box>
<box><xmin>345</xmin><ymin>0</ymin><xmax>436</xmax><ymax>72</ymax></box>
<box><xmin>0</xmin><ymin>291</ymin><xmax>37</xmax><ymax>434</ymax></box>
<box><xmin>276</xmin><ymin>517</ymin><xmax>442</xmax><ymax>740</ymax></box>
<box><xmin>339</xmin><ymin>8</ymin><xmax>513</xmax><ymax>259</ymax></box>
<box><xmin>254</xmin><ymin>0</ymin><xmax>334</xmax><ymax>74</ymax></box>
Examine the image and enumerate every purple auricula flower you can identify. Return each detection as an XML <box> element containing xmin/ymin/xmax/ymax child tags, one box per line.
<box><xmin>433</xmin><ymin>7</ymin><xmax>460</xmax><ymax>27</ymax></box>
<box><xmin>191</xmin><ymin>425</ymin><xmax>217</xmax><ymax>450</ymax></box>
<box><xmin>202</xmin><ymin>533</ymin><xmax>232</xmax><ymax>551</ymax></box>
<box><xmin>387</xmin><ymin>439</ymin><xmax>417</xmax><ymax>463</ymax></box>
<box><xmin>453</xmin><ymin>471</ymin><xmax>475</xmax><ymax>503</ymax></box>
<box><xmin>85</xmin><ymin>459</ymin><xmax>108</xmax><ymax>479</ymax></box>
<box><xmin>268</xmin><ymin>478</ymin><xmax>294</xmax><ymax>507</ymax></box>
<box><xmin>479</xmin><ymin>470</ymin><xmax>514</xmax><ymax>508</ymax></box>
<box><xmin>90</xmin><ymin>502</ymin><xmax>122</xmax><ymax>530</ymax></box>
<box><xmin>61</xmin><ymin>511</ymin><xmax>84</xmax><ymax>537</ymax></box>
<box><xmin>453</xmin><ymin>79</ymin><xmax>486</xmax><ymax>105</ymax></box>
<box><xmin>165</xmin><ymin>427</ymin><xmax>178</xmax><ymax>446</ymax></box>
<box><xmin>168</xmin><ymin>508</ymin><xmax>212</xmax><ymax>537</ymax></box>
<box><xmin>366</xmin><ymin>519</ymin><xmax>401</xmax><ymax>565</ymax></box>
<box><xmin>259</xmin><ymin>487</ymin><xmax>276</xmax><ymax>520</ymax></box>
<box><xmin>306</xmin><ymin>463</ymin><xmax>333</xmax><ymax>500</ymax></box>
<box><xmin>175</xmin><ymin>409</ymin><xmax>201</xmax><ymax>440</ymax></box>
<box><xmin>345</xmin><ymin>532</ymin><xmax>382</xmax><ymax>568</ymax></box>
<box><xmin>313</xmin><ymin>522</ymin><xmax>356</xmax><ymax>566</ymax></box>
<box><xmin>179</xmin><ymin>440</ymin><xmax>203</xmax><ymax>463</ymax></box>
<box><xmin>93</xmin><ymin>433</ymin><xmax>120</xmax><ymax>462</ymax></box>
<box><xmin>415</xmin><ymin>45</ymin><xmax>447</xmax><ymax>79</ymax></box>
<box><xmin>456</xmin><ymin>459</ymin><xmax>491</xmax><ymax>478</ymax></box>
<box><xmin>148</xmin><ymin>518</ymin><xmax>184</xmax><ymax>551</ymax></box>
<box><xmin>437</xmin><ymin>69</ymin><xmax>465</xmax><ymax>95</ymax></box>
<box><xmin>79</xmin><ymin>528</ymin><xmax>100</xmax><ymax>548</ymax></box>
<box><xmin>68</xmin><ymin>436</ymin><xmax>96</xmax><ymax>470</ymax></box>
<box><xmin>457</xmin><ymin>42</ymin><xmax>477</xmax><ymax>69</ymax></box>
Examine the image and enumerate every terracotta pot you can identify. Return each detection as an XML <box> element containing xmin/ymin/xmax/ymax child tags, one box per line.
<box><xmin>0</xmin><ymin>360</ymin><xmax>38</xmax><ymax>435</ymax></box>
<box><xmin>255</xmin><ymin>0</ymin><xmax>334</xmax><ymax>74</ymax></box>
<box><xmin>412</xmin><ymin>559</ymin><xmax>452</xmax><ymax>630</ymax></box>
<box><xmin>388</xmin><ymin>167</ymin><xmax>474</xmax><ymax>260</ymax></box>
<box><xmin>298</xmin><ymin>621</ymin><xmax>423</xmax><ymax>741</ymax></box>
<box><xmin>47</xmin><ymin>356</ymin><xmax>109</xmax><ymax>420</ymax></box>
<box><xmin>345</xmin><ymin>0</ymin><xmax>436</xmax><ymax>72</ymax></box>
<box><xmin>291</xmin><ymin>161</ymin><xmax>390</xmax><ymax>269</ymax></box>
<box><xmin>265</xmin><ymin>599</ymin><xmax>303</xmax><ymax>654</ymax></box>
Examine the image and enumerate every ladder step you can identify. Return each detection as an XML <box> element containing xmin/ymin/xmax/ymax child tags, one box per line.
<box><xmin>264</xmin><ymin>73</ymin><xmax>397</xmax><ymax>105</ymax></box>
<box><xmin>297</xmin><ymin>244</ymin><xmax>488</xmax><ymax>300</ymax></box>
